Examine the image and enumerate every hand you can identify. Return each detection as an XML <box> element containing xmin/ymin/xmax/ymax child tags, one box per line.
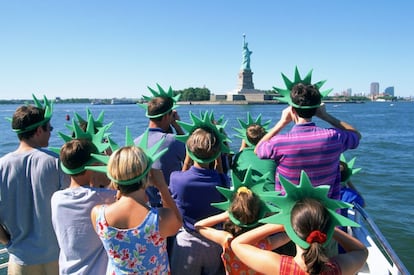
<box><xmin>239</xmin><ymin>139</ymin><xmax>248</xmax><ymax>151</ymax></box>
<box><xmin>280</xmin><ymin>106</ymin><xmax>294</xmax><ymax>124</ymax></box>
<box><xmin>171</xmin><ymin>110</ymin><xmax>180</xmax><ymax>121</ymax></box>
<box><xmin>148</xmin><ymin>169</ymin><xmax>167</xmax><ymax>189</ymax></box>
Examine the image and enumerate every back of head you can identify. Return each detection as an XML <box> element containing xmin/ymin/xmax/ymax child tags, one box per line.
<box><xmin>340</xmin><ymin>161</ymin><xmax>351</xmax><ymax>183</ymax></box>
<box><xmin>246</xmin><ymin>124</ymin><xmax>266</xmax><ymax>146</ymax></box>
<box><xmin>291</xmin><ymin>83</ymin><xmax>321</xmax><ymax>119</ymax></box>
<box><xmin>60</xmin><ymin>139</ymin><xmax>98</xmax><ymax>176</ymax></box>
<box><xmin>291</xmin><ymin>198</ymin><xmax>331</xmax><ymax>274</ymax></box>
<box><xmin>107</xmin><ymin>146</ymin><xmax>150</xmax><ymax>194</ymax></box>
<box><xmin>224</xmin><ymin>187</ymin><xmax>261</xmax><ymax>236</ymax></box>
<box><xmin>147</xmin><ymin>96</ymin><xmax>174</xmax><ymax>121</ymax></box>
<box><xmin>186</xmin><ymin>127</ymin><xmax>221</xmax><ymax>163</ymax></box>
<box><xmin>12</xmin><ymin>105</ymin><xmax>45</xmax><ymax>140</ymax></box>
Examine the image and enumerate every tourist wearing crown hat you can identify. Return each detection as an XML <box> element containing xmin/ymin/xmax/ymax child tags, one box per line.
<box><xmin>50</xmin><ymin>112</ymin><xmax>117</xmax><ymax>274</ymax></box>
<box><xmin>255</xmin><ymin>67</ymin><xmax>361</xmax><ymax>201</ymax></box>
<box><xmin>0</xmin><ymin>95</ymin><xmax>69</xmax><ymax>274</ymax></box>
<box><xmin>339</xmin><ymin>153</ymin><xmax>365</xmax><ymax>216</ymax></box>
<box><xmin>135</xmin><ymin>84</ymin><xmax>186</xmax><ymax>208</ymax></box>
<box><xmin>194</xmin><ymin>167</ymin><xmax>287</xmax><ymax>274</ymax></box>
<box><xmin>168</xmin><ymin>111</ymin><xmax>231</xmax><ymax>275</ymax></box>
<box><xmin>88</xmin><ymin>128</ymin><xmax>182</xmax><ymax>274</ymax></box>
<box><xmin>231</xmin><ymin>171</ymin><xmax>368</xmax><ymax>275</ymax></box>
<box><xmin>232</xmin><ymin>112</ymin><xmax>276</xmax><ymax>191</ymax></box>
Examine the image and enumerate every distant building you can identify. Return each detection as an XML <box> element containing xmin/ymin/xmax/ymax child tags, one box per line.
<box><xmin>370</xmin><ymin>82</ymin><xmax>380</xmax><ymax>96</ymax></box>
<box><xmin>384</xmin><ymin>86</ymin><xmax>395</xmax><ymax>96</ymax></box>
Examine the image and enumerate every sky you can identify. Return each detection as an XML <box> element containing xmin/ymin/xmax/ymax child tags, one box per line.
<box><xmin>0</xmin><ymin>1</ymin><xmax>413</xmax><ymax>99</ymax></box>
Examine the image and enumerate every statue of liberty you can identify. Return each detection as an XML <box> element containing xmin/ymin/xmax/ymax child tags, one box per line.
<box><xmin>241</xmin><ymin>34</ymin><xmax>252</xmax><ymax>71</ymax></box>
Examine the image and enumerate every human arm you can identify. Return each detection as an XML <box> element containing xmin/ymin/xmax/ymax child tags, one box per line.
<box><xmin>316</xmin><ymin>103</ymin><xmax>362</xmax><ymax>140</ymax></box>
<box><xmin>255</xmin><ymin>106</ymin><xmax>293</xmax><ymax>154</ymax></box>
<box><xmin>0</xmin><ymin>224</ymin><xmax>10</xmax><ymax>245</ymax></box>
<box><xmin>149</xmin><ymin>169</ymin><xmax>183</xmax><ymax>238</ymax></box>
<box><xmin>182</xmin><ymin>153</ymin><xmax>193</xmax><ymax>171</ymax></box>
<box><xmin>194</xmin><ymin>211</ymin><xmax>232</xmax><ymax>246</ymax></box>
<box><xmin>171</xmin><ymin>110</ymin><xmax>185</xmax><ymax>135</ymax></box>
<box><xmin>239</xmin><ymin>139</ymin><xmax>248</xmax><ymax>152</ymax></box>
<box><xmin>332</xmin><ymin>227</ymin><xmax>368</xmax><ymax>275</ymax></box>
<box><xmin>231</xmin><ymin>223</ymin><xmax>285</xmax><ymax>275</ymax></box>
<box><xmin>214</xmin><ymin>153</ymin><xmax>224</xmax><ymax>174</ymax></box>
<box><xmin>267</xmin><ymin>232</ymin><xmax>291</xmax><ymax>251</ymax></box>
<box><xmin>90</xmin><ymin>205</ymin><xmax>101</xmax><ymax>233</ymax></box>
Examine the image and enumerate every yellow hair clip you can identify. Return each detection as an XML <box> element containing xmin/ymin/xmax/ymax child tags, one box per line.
<box><xmin>237</xmin><ymin>186</ymin><xmax>252</xmax><ymax>195</ymax></box>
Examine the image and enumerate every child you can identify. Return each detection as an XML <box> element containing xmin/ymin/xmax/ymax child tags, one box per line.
<box><xmin>231</xmin><ymin>171</ymin><xmax>368</xmax><ymax>275</ymax></box>
<box><xmin>89</xmin><ymin>129</ymin><xmax>182</xmax><ymax>274</ymax></box>
<box><xmin>169</xmin><ymin>111</ymin><xmax>231</xmax><ymax>275</ymax></box>
<box><xmin>232</xmin><ymin>112</ymin><xmax>275</xmax><ymax>191</ymax></box>
<box><xmin>339</xmin><ymin>154</ymin><xmax>365</xmax><ymax>208</ymax></box>
<box><xmin>51</xmin><ymin>138</ymin><xmax>117</xmax><ymax>274</ymax></box>
<box><xmin>195</xmin><ymin>168</ymin><xmax>286</xmax><ymax>274</ymax></box>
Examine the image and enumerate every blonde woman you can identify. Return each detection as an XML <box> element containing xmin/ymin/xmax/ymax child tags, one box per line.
<box><xmin>90</xmin><ymin>132</ymin><xmax>182</xmax><ymax>274</ymax></box>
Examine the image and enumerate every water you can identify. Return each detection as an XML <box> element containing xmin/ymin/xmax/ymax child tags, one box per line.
<box><xmin>0</xmin><ymin>101</ymin><xmax>413</xmax><ymax>273</ymax></box>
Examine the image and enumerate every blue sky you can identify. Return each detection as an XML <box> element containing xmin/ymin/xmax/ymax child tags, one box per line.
<box><xmin>0</xmin><ymin>1</ymin><xmax>413</xmax><ymax>99</ymax></box>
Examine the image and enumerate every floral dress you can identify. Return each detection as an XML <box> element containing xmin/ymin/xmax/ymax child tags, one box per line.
<box><xmin>96</xmin><ymin>206</ymin><xmax>170</xmax><ymax>275</ymax></box>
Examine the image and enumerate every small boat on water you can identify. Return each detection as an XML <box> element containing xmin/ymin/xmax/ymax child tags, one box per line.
<box><xmin>0</xmin><ymin>202</ymin><xmax>409</xmax><ymax>274</ymax></box>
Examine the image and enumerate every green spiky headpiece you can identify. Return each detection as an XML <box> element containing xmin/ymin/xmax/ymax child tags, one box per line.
<box><xmin>85</xmin><ymin>128</ymin><xmax>167</xmax><ymax>185</ymax></box>
<box><xmin>50</xmin><ymin>115</ymin><xmax>114</xmax><ymax>175</ymax></box>
<box><xmin>233</xmin><ymin>112</ymin><xmax>271</xmax><ymax>147</ymax></box>
<box><xmin>8</xmin><ymin>94</ymin><xmax>54</xmax><ymax>134</ymax></box>
<box><xmin>70</xmin><ymin>108</ymin><xmax>119</xmax><ymax>153</ymax></box>
<box><xmin>212</xmin><ymin>167</ymin><xmax>280</xmax><ymax>228</ymax></box>
<box><xmin>260</xmin><ymin>171</ymin><xmax>360</xmax><ymax>249</ymax></box>
<box><xmin>340</xmin><ymin>153</ymin><xmax>362</xmax><ymax>184</ymax></box>
<box><xmin>73</xmin><ymin>108</ymin><xmax>105</xmax><ymax>129</ymax></box>
<box><xmin>273</xmin><ymin>67</ymin><xmax>333</xmax><ymax>109</ymax></box>
<box><xmin>176</xmin><ymin>111</ymin><xmax>231</xmax><ymax>164</ymax></box>
<box><xmin>138</xmin><ymin>84</ymin><xmax>181</xmax><ymax>118</ymax></box>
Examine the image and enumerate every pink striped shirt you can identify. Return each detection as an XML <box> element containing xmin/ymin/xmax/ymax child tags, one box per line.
<box><xmin>255</xmin><ymin>123</ymin><xmax>359</xmax><ymax>199</ymax></box>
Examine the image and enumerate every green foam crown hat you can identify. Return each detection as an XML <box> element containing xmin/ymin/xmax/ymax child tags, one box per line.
<box><xmin>175</xmin><ymin>110</ymin><xmax>231</xmax><ymax>164</ymax></box>
<box><xmin>260</xmin><ymin>171</ymin><xmax>360</xmax><ymax>249</ymax></box>
<box><xmin>273</xmin><ymin>67</ymin><xmax>333</xmax><ymax>109</ymax></box>
<box><xmin>85</xmin><ymin>128</ymin><xmax>167</xmax><ymax>185</ymax></box>
<box><xmin>50</xmin><ymin>115</ymin><xmax>114</xmax><ymax>175</ymax></box>
<box><xmin>8</xmin><ymin>94</ymin><xmax>54</xmax><ymax>134</ymax></box>
<box><xmin>233</xmin><ymin>112</ymin><xmax>271</xmax><ymax>147</ymax></box>
<box><xmin>340</xmin><ymin>153</ymin><xmax>362</xmax><ymax>184</ymax></box>
<box><xmin>212</xmin><ymin>166</ymin><xmax>280</xmax><ymax>228</ymax></box>
<box><xmin>138</xmin><ymin>84</ymin><xmax>181</xmax><ymax>118</ymax></box>
<box><xmin>72</xmin><ymin>108</ymin><xmax>106</xmax><ymax>129</ymax></box>
<box><xmin>65</xmin><ymin>108</ymin><xmax>118</xmax><ymax>152</ymax></box>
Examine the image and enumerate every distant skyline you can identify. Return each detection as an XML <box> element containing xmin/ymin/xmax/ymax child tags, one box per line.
<box><xmin>0</xmin><ymin>1</ymin><xmax>413</xmax><ymax>99</ymax></box>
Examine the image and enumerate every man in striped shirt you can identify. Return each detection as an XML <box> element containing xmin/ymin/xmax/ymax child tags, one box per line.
<box><xmin>255</xmin><ymin>83</ymin><xmax>361</xmax><ymax>200</ymax></box>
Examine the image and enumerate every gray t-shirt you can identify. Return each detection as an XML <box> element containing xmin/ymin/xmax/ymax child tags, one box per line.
<box><xmin>0</xmin><ymin>148</ymin><xmax>69</xmax><ymax>265</ymax></box>
<box><xmin>51</xmin><ymin>186</ymin><xmax>116</xmax><ymax>274</ymax></box>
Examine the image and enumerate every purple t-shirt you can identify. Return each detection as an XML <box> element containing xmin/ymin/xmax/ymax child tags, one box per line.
<box><xmin>169</xmin><ymin>166</ymin><xmax>229</xmax><ymax>231</ymax></box>
<box><xmin>255</xmin><ymin>122</ymin><xmax>359</xmax><ymax>199</ymax></box>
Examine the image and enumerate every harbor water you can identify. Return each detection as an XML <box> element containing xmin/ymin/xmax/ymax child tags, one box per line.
<box><xmin>0</xmin><ymin>101</ymin><xmax>413</xmax><ymax>273</ymax></box>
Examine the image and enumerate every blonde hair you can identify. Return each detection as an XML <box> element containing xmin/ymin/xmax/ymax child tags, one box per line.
<box><xmin>186</xmin><ymin>128</ymin><xmax>220</xmax><ymax>161</ymax></box>
<box><xmin>107</xmin><ymin>146</ymin><xmax>150</xmax><ymax>192</ymax></box>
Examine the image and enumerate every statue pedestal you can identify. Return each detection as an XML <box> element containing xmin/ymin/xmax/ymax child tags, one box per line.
<box><xmin>235</xmin><ymin>70</ymin><xmax>265</xmax><ymax>101</ymax></box>
<box><xmin>237</xmin><ymin>70</ymin><xmax>255</xmax><ymax>90</ymax></box>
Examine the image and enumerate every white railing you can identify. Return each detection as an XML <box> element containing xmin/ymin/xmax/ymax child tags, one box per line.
<box><xmin>0</xmin><ymin>247</ymin><xmax>7</xmax><ymax>272</ymax></box>
<box><xmin>352</xmin><ymin>203</ymin><xmax>410</xmax><ymax>275</ymax></box>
